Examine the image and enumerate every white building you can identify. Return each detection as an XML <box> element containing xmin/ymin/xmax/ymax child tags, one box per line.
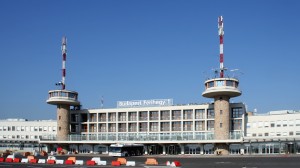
<box><xmin>0</xmin><ymin>118</ymin><xmax>56</xmax><ymax>152</ymax></box>
<box><xmin>239</xmin><ymin>110</ymin><xmax>300</xmax><ymax>155</ymax></box>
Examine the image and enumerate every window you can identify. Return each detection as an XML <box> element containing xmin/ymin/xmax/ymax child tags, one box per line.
<box><xmin>128</xmin><ymin>112</ymin><xmax>137</xmax><ymax>121</ymax></box>
<box><xmin>39</xmin><ymin>126</ymin><xmax>43</xmax><ymax>131</ymax></box>
<box><xmin>207</xmin><ymin>120</ymin><xmax>214</xmax><ymax>130</ymax></box>
<box><xmin>161</xmin><ymin>122</ymin><xmax>170</xmax><ymax>131</ymax></box>
<box><xmin>283</xmin><ymin>120</ymin><xmax>287</xmax><ymax>127</ymax></box>
<box><xmin>270</xmin><ymin>122</ymin><xmax>275</xmax><ymax>127</ymax></box>
<box><xmin>139</xmin><ymin>111</ymin><xmax>148</xmax><ymax>121</ymax></box>
<box><xmin>220</xmin><ymin>123</ymin><xmax>223</xmax><ymax>128</ymax></box>
<box><xmin>276</xmin><ymin>132</ymin><xmax>281</xmax><ymax>136</ymax></box>
<box><xmin>232</xmin><ymin>119</ymin><xmax>242</xmax><ymax>130</ymax></box>
<box><xmin>172</xmin><ymin>110</ymin><xmax>181</xmax><ymax>120</ymax></box>
<box><xmin>232</xmin><ymin>107</ymin><xmax>243</xmax><ymax>118</ymax></box>
<box><xmin>172</xmin><ymin>122</ymin><xmax>181</xmax><ymax>131</ymax></box>
<box><xmin>183</xmin><ymin>121</ymin><xmax>193</xmax><ymax>131</ymax></box>
<box><xmin>296</xmin><ymin>120</ymin><xmax>300</xmax><ymax>126</ymax></box>
<box><xmin>150</xmin><ymin>122</ymin><xmax>158</xmax><ymax>132</ymax></box>
<box><xmin>118</xmin><ymin>123</ymin><xmax>126</xmax><ymax>132</ymax></box>
<box><xmin>195</xmin><ymin>109</ymin><xmax>205</xmax><ymax>119</ymax></box>
<box><xmin>99</xmin><ymin>113</ymin><xmax>106</xmax><ymax>122</ymax></box>
<box><xmin>207</xmin><ymin>109</ymin><xmax>214</xmax><ymax>119</ymax></box>
<box><xmin>150</xmin><ymin>111</ymin><xmax>159</xmax><ymax>120</ymax></box>
<box><xmin>128</xmin><ymin>123</ymin><xmax>137</xmax><ymax>132</ymax></box>
<box><xmin>195</xmin><ymin>121</ymin><xmax>204</xmax><ymax>131</ymax></box>
<box><xmin>252</xmin><ymin>133</ymin><xmax>256</xmax><ymax>137</ymax></box>
<box><xmin>108</xmin><ymin>123</ymin><xmax>116</xmax><ymax>132</ymax></box>
<box><xmin>208</xmin><ymin>81</ymin><xmax>214</xmax><ymax>88</ymax></box>
<box><xmin>265</xmin><ymin>133</ymin><xmax>269</xmax><ymax>136</ymax></box>
<box><xmin>59</xmin><ymin>127</ymin><xmax>61</xmax><ymax>131</ymax></box>
<box><xmin>108</xmin><ymin>113</ymin><xmax>116</xmax><ymax>122</ymax></box>
<box><xmin>220</xmin><ymin>110</ymin><xmax>223</xmax><ymax>115</ymax></box>
<box><xmin>276</xmin><ymin>121</ymin><xmax>281</xmax><ymax>127</ymax></box>
<box><xmin>183</xmin><ymin>110</ymin><xmax>193</xmax><ymax>119</ymax></box>
<box><xmin>118</xmin><ymin>112</ymin><xmax>126</xmax><ymax>121</ymax></box>
<box><xmin>289</xmin><ymin>131</ymin><xmax>294</xmax><ymax>136</ymax></box>
<box><xmin>59</xmin><ymin>116</ymin><xmax>61</xmax><ymax>120</ymax></box>
<box><xmin>296</xmin><ymin>131</ymin><xmax>300</xmax><ymax>136</ymax></box>
<box><xmin>264</xmin><ymin>122</ymin><xmax>269</xmax><ymax>128</ymax></box>
<box><xmin>139</xmin><ymin>122</ymin><xmax>147</xmax><ymax>132</ymax></box>
<box><xmin>161</xmin><ymin>110</ymin><xmax>170</xmax><ymax>120</ymax></box>
<box><xmin>12</xmin><ymin>126</ymin><xmax>15</xmax><ymax>131</ymax></box>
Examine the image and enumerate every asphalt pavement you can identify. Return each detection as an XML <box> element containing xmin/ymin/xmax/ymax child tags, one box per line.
<box><xmin>1</xmin><ymin>154</ymin><xmax>300</xmax><ymax>168</ymax></box>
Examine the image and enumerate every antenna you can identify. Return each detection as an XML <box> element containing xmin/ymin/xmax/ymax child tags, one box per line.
<box><xmin>61</xmin><ymin>36</ymin><xmax>67</xmax><ymax>90</ymax></box>
<box><xmin>218</xmin><ymin>16</ymin><xmax>225</xmax><ymax>78</ymax></box>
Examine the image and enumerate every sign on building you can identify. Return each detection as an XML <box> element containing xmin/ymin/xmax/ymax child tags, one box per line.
<box><xmin>117</xmin><ymin>99</ymin><xmax>173</xmax><ymax>108</ymax></box>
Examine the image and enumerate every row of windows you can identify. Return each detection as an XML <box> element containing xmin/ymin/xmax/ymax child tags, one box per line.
<box><xmin>72</xmin><ymin>108</ymin><xmax>244</xmax><ymax>123</ymax></box>
<box><xmin>247</xmin><ymin>120</ymin><xmax>300</xmax><ymax>128</ymax></box>
<box><xmin>0</xmin><ymin>135</ymin><xmax>40</xmax><ymax>139</ymax></box>
<box><xmin>74</xmin><ymin>119</ymin><xmax>242</xmax><ymax>133</ymax></box>
<box><xmin>247</xmin><ymin>131</ymin><xmax>300</xmax><ymax>137</ymax></box>
<box><xmin>0</xmin><ymin>126</ymin><xmax>56</xmax><ymax>132</ymax></box>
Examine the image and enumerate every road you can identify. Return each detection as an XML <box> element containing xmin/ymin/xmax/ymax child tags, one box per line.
<box><xmin>1</xmin><ymin>154</ymin><xmax>300</xmax><ymax>168</ymax></box>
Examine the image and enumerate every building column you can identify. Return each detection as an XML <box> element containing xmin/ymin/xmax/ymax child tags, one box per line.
<box><xmin>162</xmin><ymin>145</ymin><xmax>166</xmax><ymax>155</ymax></box>
<box><xmin>180</xmin><ymin>144</ymin><xmax>184</xmax><ymax>155</ymax></box>
<box><xmin>200</xmin><ymin>144</ymin><xmax>204</xmax><ymax>155</ymax></box>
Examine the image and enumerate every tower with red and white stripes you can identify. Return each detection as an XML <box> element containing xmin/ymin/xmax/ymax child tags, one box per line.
<box><xmin>202</xmin><ymin>16</ymin><xmax>242</xmax><ymax>155</ymax></box>
<box><xmin>218</xmin><ymin>16</ymin><xmax>225</xmax><ymax>78</ymax></box>
<box><xmin>47</xmin><ymin>36</ymin><xmax>80</xmax><ymax>147</ymax></box>
<box><xmin>61</xmin><ymin>36</ymin><xmax>67</xmax><ymax>90</ymax></box>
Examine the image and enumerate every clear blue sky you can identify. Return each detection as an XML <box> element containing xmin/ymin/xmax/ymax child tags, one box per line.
<box><xmin>0</xmin><ymin>0</ymin><xmax>299</xmax><ymax>120</ymax></box>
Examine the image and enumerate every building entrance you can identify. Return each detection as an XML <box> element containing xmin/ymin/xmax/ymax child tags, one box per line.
<box><xmin>285</xmin><ymin>143</ymin><xmax>295</xmax><ymax>154</ymax></box>
<box><xmin>263</xmin><ymin>144</ymin><xmax>274</xmax><ymax>154</ymax></box>
<box><xmin>184</xmin><ymin>144</ymin><xmax>201</xmax><ymax>154</ymax></box>
<box><xmin>148</xmin><ymin>145</ymin><xmax>162</xmax><ymax>155</ymax></box>
<box><xmin>166</xmin><ymin>144</ymin><xmax>180</xmax><ymax>155</ymax></box>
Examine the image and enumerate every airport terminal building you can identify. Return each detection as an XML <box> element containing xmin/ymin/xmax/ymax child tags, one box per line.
<box><xmin>2</xmin><ymin>17</ymin><xmax>300</xmax><ymax>156</ymax></box>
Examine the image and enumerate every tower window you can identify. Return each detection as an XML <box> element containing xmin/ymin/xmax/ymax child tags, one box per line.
<box><xmin>220</xmin><ymin>110</ymin><xmax>223</xmax><ymax>115</ymax></box>
<box><xmin>59</xmin><ymin>116</ymin><xmax>61</xmax><ymax>120</ymax></box>
<box><xmin>59</xmin><ymin>127</ymin><xmax>61</xmax><ymax>131</ymax></box>
<box><xmin>220</xmin><ymin>123</ymin><xmax>223</xmax><ymax>128</ymax></box>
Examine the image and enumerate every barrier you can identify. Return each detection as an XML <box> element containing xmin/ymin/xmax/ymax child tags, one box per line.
<box><xmin>56</xmin><ymin>159</ymin><xmax>64</xmax><ymax>164</ymax></box>
<box><xmin>65</xmin><ymin>159</ymin><xmax>73</xmax><ymax>165</ymax></box>
<box><xmin>86</xmin><ymin>160</ymin><xmax>96</xmax><ymax>166</ymax></box>
<box><xmin>98</xmin><ymin>160</ymin><xmax>107</xmax><ymax>165</ymax></box>
<box><xmin>91</xmin><ymin>157</ymin><xmax>101</xmax><ymax>164</ymax></box>
<box><xmin>47</xmin><ymin>156</ymin><xmax>56</xmax><ymax>161</ymax></box>
<box><xmin>6</xmin><ymin>155</ymin><xmax>14</xmax><ymax>159</ymax></box>
<box><xmin>166</xmin><ymin>161</ymin><xmax>171</xmax><ymax>166</ymax></box>
<box><xmin>21</xmin><ymin>158</ymin><xmax>28</xmax><ymax>163</ymax></box>
<box><xmin>67</xmin><ymin>157</ymin><xmax>76</xmax><ymax>163</ymax></box>
<box><xmin>75</xmin><ymin>160</ymin><xmax>84</xmax><ymax>165</ymax></box>
<box><xmin>126</xmin><ymin>161</ymin><xmax>136</xmax><ymax>166</ymax></box>
<box><xmin>111</xmin><ymin>160</ymin><xmax>121</xmax><ymax>166</ymax></box>
<box><xmin>5</xmin><ymin>158</ymin><xmax>13</xmax><ymax>162</ymax></box>
<box><xmin>145</xmin><ymin>158</ymin><xmax>158</xmax><ymax>165</ymax></box>
<box><xmin>30</xmin><ymin>159</ymin><xmax>38</xmax><ymax>163</ymax></box>
<box><xmin>0</xmin><ymin>157</ymin><xmax>4</xmax><ymax>162</ymax></box>
<box><xmin>47</xmin><ymin>159</ymin><xmax>56</xmax><ymax>164</ymax></box>
<box><xmin>38</xmin><ymin>159</ymin><xmax>46</xmax><ymax>164</ymax></box>
<box><xmin>27</xmin><ymin>155</ymin><xmax>35</xmax><ymax>161</ymax></box>
<box><xmin>171</xmin><ymin>161</ymin><xmax>181</xmax><ymax>167</ymax></box>
<box><xmin>117</xmin><ymin>158</ymin><xmax>127</xmax><ymax>165</ymax></box>
<box><xmin>14</xmin><ymin>158</ymin><xmax>21</xmax><ymax>163</ymax></box>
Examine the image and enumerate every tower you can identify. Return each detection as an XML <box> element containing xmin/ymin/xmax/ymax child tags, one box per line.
<box><xmin>47</xmin><ymin>36</ymin><xmax>80</xmax><ymax>142</ymax></box>
<box><xmin>202</xmin><ymin>16</ymin><xmax>241</xmax><ymax>155</ymax></box>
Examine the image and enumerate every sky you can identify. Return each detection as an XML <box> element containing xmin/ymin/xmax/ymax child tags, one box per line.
<box><xmin>0</xmin><ymin>0</ymin><xmax>300</xmax><ymax>120</ymax></box>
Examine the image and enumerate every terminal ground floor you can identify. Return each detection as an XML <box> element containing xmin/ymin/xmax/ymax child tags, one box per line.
<box><xmin>38</xmin><ymin>141</ymin><xmax>300</xmax><ymax>156</ymax></box>
<box><xmin>1</xmin><ymin>140</ymin><xmax>300</xmax><ymax>156</ymax></box>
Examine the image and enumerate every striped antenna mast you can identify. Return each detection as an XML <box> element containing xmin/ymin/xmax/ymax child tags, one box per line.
<box><xmin>61</xmin><ymin>36</ymin><xmax>67</xmax><ymax>90</ymax></box>
<box><xmin>218</xmin><ymin>16</ymin><xmax>225</xmax><ymax>78</ymax></box>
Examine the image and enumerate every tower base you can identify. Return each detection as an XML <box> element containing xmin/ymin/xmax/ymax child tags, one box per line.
<box><xmin>214</xmin><ymin>143</ymin><xmax>229</xmax><ymax>155</ymax></box>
